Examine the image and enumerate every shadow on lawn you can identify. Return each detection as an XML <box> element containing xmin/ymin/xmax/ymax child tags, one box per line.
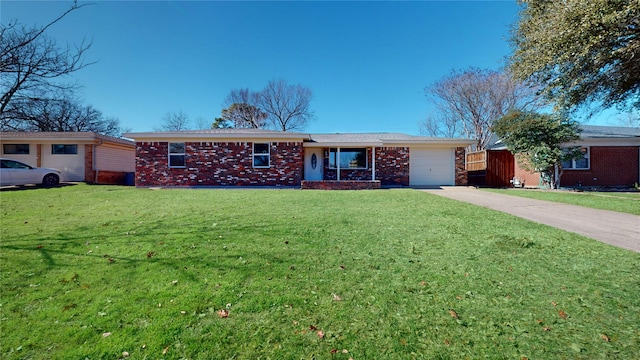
<box><xmin>0</xmin><ymin>218</ymin><xmax>292</xmax><ymax>284</ymax></box>
<box><xmin>0</xmin><ymin>182</ymin><xmax>78</xmax><ymax>192</ymax></box>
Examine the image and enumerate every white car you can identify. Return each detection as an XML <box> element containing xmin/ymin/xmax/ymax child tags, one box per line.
<box><xmin>0</xmin><ymin>158</ymin><xmax>62</xmax><ymax>187</ymax></box>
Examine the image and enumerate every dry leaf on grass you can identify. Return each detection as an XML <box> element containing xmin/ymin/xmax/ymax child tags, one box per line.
<box><xmin>217</xmin><ymin>309</ymin><xmax>229</xmax><ymax>318</ymax></box>
<box><xmin>332</xmin><ymin>293</ymin><xmax>342</xmax><ymax>301</ymax></box>
<box><xmin>449</xmin><ymin>309</ymin><xmax>459</xmax><ymax>319</ymax></box>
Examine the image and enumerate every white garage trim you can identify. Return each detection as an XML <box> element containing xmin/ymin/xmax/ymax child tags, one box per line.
<box><xmin>410</xmin><ymin>147</ymin><xmax>455</xmax><ymax>186</ymax></box>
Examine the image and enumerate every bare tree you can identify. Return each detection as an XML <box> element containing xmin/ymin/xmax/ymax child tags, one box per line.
<box><xmin>422</xmin><ymin>68</ymin><xmax>542</xmax><ymax>150</ymax></box>
<box><xmin>193</xmin><ymin>116</ymin><xmax>211</xmax><ymax>130</ymax></box>
<box><xmin>3</xmin><ymin>89</ymin><xmax>121</xmax><ymax>136</ymax></box>
<box><xmin>616</xmin><ymin>111</ymin><xmax>640</xmax><ymax>128</ymax></box>
<box><xmin>1</xmin><ymin>1</ymin><xmax>94</xmax><ymax>129</ymax></box>
<box><xmin>420</xmin><ymin>114</ymin><xmax>461</xmax><ymax>138</ymax></box>
<box><xmin>155</xmin><ymin>110</ymin><xmax>191</xmax><ymax>131</ymax></box>
<box><xmin>258</xmin><ymin>79</ymin><xmax>313</xmax><ymax>131</ymax></box>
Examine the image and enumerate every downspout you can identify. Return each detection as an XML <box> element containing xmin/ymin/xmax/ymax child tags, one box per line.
<box><xmin>94</xmin><ymin>141</ymin><xmax>102</xmax><ymax>184</ymax></box>
<box><xmin>94</xmin><ymin>143</ymin><xmax>98</xmax><ymax>183</ymax></box>
<box><xmin>371</xmin><ymin>146</ymin><xmax>376</xmax><ymax>181</ymax></box>
<box><xmin>337</xmin><ymin>148</ymin><xmax>341</xmax><ymax>181</ymax></box>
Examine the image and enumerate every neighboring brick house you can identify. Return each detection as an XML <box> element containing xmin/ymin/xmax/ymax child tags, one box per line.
<box><xmin>0</xmin><ymin>132</ymin><xmax>136</xmax><ymax>184</ymax></box>
<box><xmin>556</xmin><ymin>125</ymin><xmax>640</xmax><ymax>188</ymax></box>
<box><xmin>471</xmin><ymin>125</ymin><xmax>640</xmax><ymax>188</ymax></box>
<box><xmin>124</xmin><ymin>129</ymin><xmax>473</xmax><ymax>189</ymax></box>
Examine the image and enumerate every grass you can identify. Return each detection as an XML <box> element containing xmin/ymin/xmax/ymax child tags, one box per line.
<box><xmin>482</xmin><ymin>188</ymin><xmax>640</xmax><ymax>215</ymax></box>
<box><xmin>1</xmin><ymin>184</ymin><xmax>639</xmax><ymax>359</ymax></box>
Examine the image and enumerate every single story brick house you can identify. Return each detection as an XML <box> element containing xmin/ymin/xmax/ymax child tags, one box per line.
<box><xmin>468</xmin><ymin>125</ymin><xmax>640</xmax><ymax>188</ymax></box>
<box><xmin>0</xmin><ymin>132</ymin><xmax>136</xmax><ymax>184</ymax></box>
<box><xmin>123</xmin><ymin>129</ymin><xmax>473</xmax><ymax>189</ymax></box>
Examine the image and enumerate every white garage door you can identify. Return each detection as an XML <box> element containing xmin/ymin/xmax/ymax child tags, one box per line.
<box><xmin>410</xmin><ymin>148</ymin><xmax>454</xmax><ymax>186</ymax></box>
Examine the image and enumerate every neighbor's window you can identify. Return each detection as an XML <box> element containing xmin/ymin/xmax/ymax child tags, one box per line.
<box><xmin>562</xmin><ymin>147</ymin><xmax>589</xmax><ymax>169</ymax></box>
<box><xmin>329</xmin><ymin>148</ymin><xmax>367</xmax><ymax>169</ymax></box>
<box><xmin>168</xmin><ymin>142</ymin><xmax>186</xmax><ymax>168</ymax></box>
<box><xmin>52</xmin><ymin>144</ymin><xmax>77</xmax><ymax>154</ymax></box>
<box><xmin>253</xmin><ymin>143</ymin><xmax>270</xmax><ymax>168</ymax></box>
<box><xmin>3</xmin><ymin>144</ymin><xmax>29</xmax><ymax>155</ymax></box>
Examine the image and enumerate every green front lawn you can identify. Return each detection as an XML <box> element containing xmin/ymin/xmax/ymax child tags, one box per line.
<box><xmin>483</xmin><ymin>188</ymin><xmax>640</xmax><ymax>215</ymax></box>
<box><xmin>1</xmin><ymin>185</ymin><xmax>638</xmax><ymax>359</ymax></box>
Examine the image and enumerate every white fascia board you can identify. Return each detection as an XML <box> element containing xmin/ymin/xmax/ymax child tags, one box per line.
<box><xmin>303</xmin><ymin>141</ymin><xmax>383</xmax><ymax>148</ymax></box>
<box><xmin>562</xmin><ymin>138</ymin><xmax>640</xmax><ymax>147</ymax></box>
<box><xmin>123</xmin><ymin>132</ymin><xmax>309</xmax><ymax>142</ymax></box>
<box><xmin>384</xmin><ymin>139</ymin><xmax>474</xmax><ymax>147</ymax></box>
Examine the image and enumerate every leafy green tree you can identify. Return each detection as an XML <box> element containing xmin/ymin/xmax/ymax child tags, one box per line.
<box><xmin>211</xmin><ymin>117</ymin><xmax>231</xmax><ymax>129</ymax></box>
<box><xmin>510</xmin><ymin>0</ymin><xmax>640</xmax><ymax>112</ymax></box>
<box><xmin>492</xmin><ymin>110</ymin><xmax>582</xmax><ymax>189</ymax></box>
<box><xmin>219</xmin><ymin>102</ymin><xmax>268</xmax><ymax>129</ymax></box>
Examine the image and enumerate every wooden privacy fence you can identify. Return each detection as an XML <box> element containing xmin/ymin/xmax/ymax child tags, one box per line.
<box><xmin>466</xmin><ymin>150</ymin><xmax>487</xmax><ymax>171</ymax></box>
<box><xmin>465</xmin><ymin>150</ymin><xmax>515</xmax><ymax>187</ymax></box>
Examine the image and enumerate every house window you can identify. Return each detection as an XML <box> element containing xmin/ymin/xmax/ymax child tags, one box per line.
<box><xmin>169</xmin><ymin>142</ymin><xmax>186</xmax><ymax>168</ymax></box>
<box><xmin>253</xmin><ymin>143</ymin><xmax>270</xmax><ymax>168</ymax></box>
<box><xmin>562</xmin><ymin>147</ymin><xmax>589</xmax><ymax>169</ymax></box>
<box><xmin>52</xmin><ymin>144</ymin><xmax>77</xmax><ymax>154</ymax></box>
<box><xmin>3</xmin><ymin>144</ymin><xmax>29</xmax><ymax>154</ymax></box>
<box><xmin>329</xmin><ymin>148</ymin><xmax>367</xmax><ymax>169</ymax></box>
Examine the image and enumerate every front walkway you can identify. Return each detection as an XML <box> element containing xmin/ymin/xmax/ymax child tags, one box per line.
<box><xmin>421</xmin><ymin>187</ymin><xmax>640</xmax><ymax>253</ymax></box>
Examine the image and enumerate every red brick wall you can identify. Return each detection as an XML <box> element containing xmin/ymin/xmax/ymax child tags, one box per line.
<box><xmin>96</xmin><ymin>170</ymin><xmax>128</xmax><ymax>185</ymax></box>
<box><xmin>322</xmin><ymin>147</ymin><xmax>410</xmax><ymax>186</ymax></box>
<box><xmin>84</xmin><ymin>144</ymin><xmax>95</xmax><ymax>183</ymax></box>
<box><xmin>514</xmin><ymin>158</ymin><xmax>542</xmax><ymax>188</ymax></box>
<box><xmin>455</xmin><ymin>147</ymin><xmax>468</xmax><ymax>186</ymax></box>
<box><xmin>135</xmin><ymin>141</ymin><xmax>303</xmax><ymax>187</ymax></box>
<box><xmin>561</xmin><ymin>146</ymin><xmax>639</xmax><ymax>187</ymax></box>
<box><xmin>376</xmin><ymin>147</ymin><xmax>410</xmax><ymax>186</ymax></box>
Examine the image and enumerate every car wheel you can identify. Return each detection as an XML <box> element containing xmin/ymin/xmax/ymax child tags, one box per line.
<box><xmin>42</xmin><ymin>173</ymin><xmax>60</xmax><ymax>187</ymax></box>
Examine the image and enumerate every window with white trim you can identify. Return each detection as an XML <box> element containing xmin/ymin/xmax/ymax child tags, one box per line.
<box><xmin>329</xmin><ymin>148</ymin><xmax>367</xmax><ymax>169</ymax></box>
<box><xmin>561</xmin><ymin>147</ymin><xmax>589</xmax><ymax>169</ymax></box>
<box><xmin>3</xmin><ymin>144</ymin><xmax>29</xmax><ymax>154</ymax></box>
<box><xmin>169</xmin><ymin>143</ymin><xmax>186</xmax><ymax>168</ymax></box>
<box><xmin>253</xmin><ymin>143</ymin><xmax>270</xmax><ymax>168</ymax></box>
<box><xmin>52</xmin><ymin>144</ymin><xmax>77</xmax><ymax>154</ymax></box>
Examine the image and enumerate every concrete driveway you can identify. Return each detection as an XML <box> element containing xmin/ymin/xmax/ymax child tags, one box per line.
<box><xmin>421</xmin><ymin>187</ymin><xmax>640</xmax><ymax>253</ymax></box>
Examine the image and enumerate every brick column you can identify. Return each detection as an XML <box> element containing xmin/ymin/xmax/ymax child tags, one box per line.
<box><xmin>84</xmin><ymin>144</ymin><xmax>96</xmax><ymax>183</ymax></box>
<box><xmin>455</xmin><ymin>147</ymin><xmax>468</xmax><ymax>186</ymax></box>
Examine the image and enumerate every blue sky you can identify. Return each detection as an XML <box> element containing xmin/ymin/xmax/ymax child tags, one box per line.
<box><xmin>1</xmin><ymin>1</ymin><xmax>619</xmax><ymax>134</ymax></box>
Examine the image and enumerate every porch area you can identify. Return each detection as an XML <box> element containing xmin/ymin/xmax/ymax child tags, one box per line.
<box><xmin>301</xmin><ymin>180</ymin><xmax>381</xmax><ymax>190</ymax></box>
